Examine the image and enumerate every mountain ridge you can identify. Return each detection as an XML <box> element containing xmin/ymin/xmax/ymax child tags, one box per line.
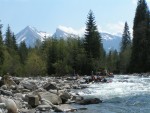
<box><xmin>15</xmin><ymin>26</ymin><xmax>122</xmax><ymax>52</ymax></box>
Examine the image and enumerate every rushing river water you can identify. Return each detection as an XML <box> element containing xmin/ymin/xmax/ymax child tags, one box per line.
<box><xmin>72</xmin><ymin>75</ymin><xmax>150</xmax><ymax>113</ymax></box>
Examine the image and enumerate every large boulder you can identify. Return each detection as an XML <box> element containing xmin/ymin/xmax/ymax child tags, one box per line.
<box><xmin>20</xmin><ymin>81</ymin><xmax>38</xmax><ymax>91</ymax></box>
<box><xmin>60</xmin><ymin>92</ymin><xmax>71</xmax><ymax>104</ymax></box>
<box><xmin>0</xmin><ymin>96</ymin><xmax>18</xmax><ymax>113</ymax></box>
<box><xmin>28</xmin><ymin>95</ymin><xmax>39</xmax><ymax>108</ymax></box>
<box><xmin>38</xmin><ymin>92</ymin><xmax>62</xmax><ymax>105</ymax></box>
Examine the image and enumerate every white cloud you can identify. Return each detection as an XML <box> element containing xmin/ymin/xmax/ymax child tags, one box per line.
<box><xmin>58</xmin><ymin>25</ymin><xmax>85</xmax><ymax>36</ymax></box>
<box><xmin>105</xmin><ymin>22</ymin><xmax>124</xmax><ymax>35</ymax></box>
<box><xmin>132</xmin><ymin>0</ymin><xmax>138</xmax><ymax>4</ymax></box>
<box><xmin>57</xmin><ymin>22</ymin><xmax>132</xmax><ymax>37</ymax></box>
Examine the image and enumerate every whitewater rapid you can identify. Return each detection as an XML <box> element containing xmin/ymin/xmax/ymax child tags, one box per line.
<box><xmin>73</xmin><ymin>75</ymin><xmax>150</xmax><ymax>113</ymax></box>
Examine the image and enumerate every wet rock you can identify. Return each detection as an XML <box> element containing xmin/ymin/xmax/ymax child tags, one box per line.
<box><xmin>76</xmin><ymin>98</ymin><xmax>102</xmax><ymax>105</ymax></box>
<box><xmin>38</xmin><ymin>92</ymin><xmax>62</xmax><ymax>105</ymax></box>
<box><xmin>60</xmin><ymin>92</ymin><xmax>71</xmax><ymax>103</ymax></box>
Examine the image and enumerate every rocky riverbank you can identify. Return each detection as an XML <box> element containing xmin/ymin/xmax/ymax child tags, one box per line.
<box><xmin>0</xmin><ymin>75</ymin><xmax>102</xmax><ymax>113</ymax></box>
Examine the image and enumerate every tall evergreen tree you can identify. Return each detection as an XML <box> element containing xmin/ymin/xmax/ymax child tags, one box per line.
<box><xmin>84</xmin><ymin>10</ymin><xmax>102</xmax><ymax>59</ymax></box>
<box><xmin>19</xmin><ymin>41</ymin><xmax>28</xmax><ymax>64</ymax></box>
<box><xmin>84</xmin><ymin>10</ymin><xmax>103</xmax><ymax>74</ymax></box>
<box><xmin>129</xmin><ymin>0</ymin><xmax>150</xmax><ymax>73</ymax></box>
<box><xmin>121</xmin><ymin>22</ymin><xmax>131</xmax><ymax>52</ymax></box>
<box><xmin>0</xmin><ymin>22</ymin><xmax>4</xmax><ymax>74</ymax></box>
<box><xmin>5</xmin><ymin>25</ymin><xmax>12</xmax><ymax>49</ymax></box>
<box><xmin>12</xmin><ymin>33</ymin><xmax>18</xmax><ymax>51</ymax></box>
<box><xmin>119</xmin><ymin>22</ymin><xmax>131</xmax><ymax>73</ymax></box>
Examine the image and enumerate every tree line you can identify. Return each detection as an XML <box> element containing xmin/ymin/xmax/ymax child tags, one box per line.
<box><xmin>0</xmin><ymin>0</ymin><xmax>149</xmax><ymax>76</ymax></box>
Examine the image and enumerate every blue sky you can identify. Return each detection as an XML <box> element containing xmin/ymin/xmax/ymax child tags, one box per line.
<box><xmin>0</xmin><ymin>0</ymin><xmax>150</xmax><ymax>35</ymax></box>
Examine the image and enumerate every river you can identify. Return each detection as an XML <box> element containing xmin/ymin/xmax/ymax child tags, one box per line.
<box><xmin>72</xmin><ymin>75</ymin><xmax>150</xmax><ymax>113</ymax></box>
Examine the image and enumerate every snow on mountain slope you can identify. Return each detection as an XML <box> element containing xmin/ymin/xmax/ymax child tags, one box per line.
<box><xmin>53</xmin><ymin>27</ymin><xmax>122</xmax><ymax>52</ymax></box>
<box><xmin>101</xmin><ymin>32</ymin><xmax>121</xmax><ymax>52</ymax></box>
<box><xmin>15</xmin><ymin>26</ymin><xmax>121</xmax><ymax>52</ymax></box>
<box><xmin>16</xmin><ymin>26</ymin><xmax>50</xmax><ymax>47</ymax></box>
<box><xmin>53</xmin><ymin>28</ymin><xmax>77</xmax><ymax>38</ymax></box>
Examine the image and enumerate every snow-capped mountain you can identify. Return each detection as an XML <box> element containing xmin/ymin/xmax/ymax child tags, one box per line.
<box><xmin>16</xmin><ymin>26</ymin><xmax>50</xmax><ymax>47</ymax></box>
<box><xmin>53</xmin><ymin>27</ymin><xmax>122</xmax><ymax>52</ymax></box>
<box><xmin>53</xmin><ymin>28</ymin><xmax>77</xmax><ymax>38</ymax></box>
<box><xmin>101</xmin><ymin>33</ymin><xmax>121</xmax><ymax>52</ymax></box>
<box><xmin>15</xmin><ymin>26</ymin><xmax>121</xmax><ymax>52</ymax></box>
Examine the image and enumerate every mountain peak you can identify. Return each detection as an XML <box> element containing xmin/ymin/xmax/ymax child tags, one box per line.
<box><xmin>16</xmin><ymin>26</ymin><xmax>50</xmax><ymax>47</ymax></box>
<box><xmin>53</xmin><ymin>27</ymin><xmax>77</xmax><ymax>38</ymax></box>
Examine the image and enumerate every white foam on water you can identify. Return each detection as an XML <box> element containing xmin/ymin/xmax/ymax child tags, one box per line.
<box><xmin>77</xmin><ymin>75</ymin><xmax>150</xmax><ymax>100</ymax></box>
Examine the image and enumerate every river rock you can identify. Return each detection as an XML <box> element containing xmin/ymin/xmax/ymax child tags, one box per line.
<box><xmin>20</xmin><ymin>81</ymin><xmax>38</xmax><ymax>91</ymax></box>
<box><xmin>0</xmin><ymin>89</ymin><xmax>13</xmax><ymax>96</ymax></box>
<box><xmin>36</xmin><ymin>104</ymin><xmax>52</xmax><ymax>111</ymax></box>
<box><xmin>28</xmin><ymin>95</ymin><xmax>39</xmax><ymax>108</ymax></box>
<box><xmin>54</xmin><ymin>104</ymin><xmax>77</xmax><ymax>112</ymax></box>
<box><xmin>0</xmin><ymin>96</ymin><xmax>18</xmax><ymax>113</ymax></box>
<box><xmin>60</xmin><ymin>92</ymin><xmax>71</xmax><ymax>103</ymax></box>
<box><xmin>76</xmin><ymin>98</ymin><xmax>102</xmax><ymax>105</ymax></box>
<box><xmin>38</xmin><ymin>92</ymin><xmax>62</xmax><ymax>105</ymax></box>
<box><xmin>43</xmin><ymin>83</ymin><xmax>58</xmax><ymax>91</ymax></box>
<box><xmin>1</xmin><ymin>85</ymin><xmax>7</xmax><ymax>90</ymax></box>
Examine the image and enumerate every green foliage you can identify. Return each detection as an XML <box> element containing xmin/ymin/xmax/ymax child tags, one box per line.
<box><xmin>129</xmin><ymin>0</ymin><xmax>150</xmax><ymax>73</ymax></box>
<box><xmin>119</xmin><ymin>22</ymin><xmax>131</xmax><ymax>73</ymax></box>
<box><xmin>83</xmin><ymin>10</ymin><xmax>104</xmax><ymax>74</ymax></box>
<box><xmin>2</xmin><ymin>49</ymin><xmax>22</xmax><ymax>75</ymax></box>
<box><xmin>121</xmin><ymin>22</ymin><xmax>131</xmax><ymax>52</ymax></box>
<box><xmin>84</xmin><ymin>10</ymin><xmax>102</xmax><ymax>59</ymax></box>
<box><xmin>0</xmin><ymin>23</ymin><xmax>4</xmax><ymax>75</ymax></box>
<box><xmin>106</xmin><ymin>50</ymin><xmax>119</xmax><ymax>73</ymax></box>
<box><xmin>19</xmin><ymin>41</ymin><xmax>28</xmax><ymax>64</ymax></box>
<box><xmin>25</xmin><ymin>50</ymin><xmax>46</xmax><ymax>76</ymax></box>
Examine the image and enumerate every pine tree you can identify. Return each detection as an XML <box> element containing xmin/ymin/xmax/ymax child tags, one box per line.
<box><xmin>12</xmin><ymin>33</ymin><xmax>18</xmax><ymax>51</ymax></box>
<box><xmin>5</xmin><ymin>25</ymin><xmax>12</xmax><ymax>49</ymax></box>
<box><xmin>0</xmin><ymin>22</ymin><xmax>4</xmax><ymax>74</ymax></box>
<box><xmin>120</xmin><ymin>22</ymin><xmax>131</xmax><ymax>73</ymax></box>
<box><xmin>84</xmin><ymin>10</ymin><xmax>102</xmax><ymax>59</ymax></box>
<box><xmin>121</xmin><ymin>22</ymin><xmax>131</xmax><ymax>52</ymax></box>
<box><xmin>19</xmin><ymin>41</ymin><xmax>28</xmax><ymax>64</ymax></box>
<box><xmin>129</xmin><ymin>0</ymin><xmax>150</xmax><ymax>73</ymax></box>
<box><xmin>84</xmin><ymin>10</ymin><xmax>103</xmax><ymax>74</ymax></box>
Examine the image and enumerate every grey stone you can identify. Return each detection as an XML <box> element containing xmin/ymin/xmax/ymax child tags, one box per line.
<box><xmin>1</xmin><ymin>85</ymin><xmax>7</xmax><ymax>90</ymax></box>
<box><xmin>76</xmin><ymin>98</ymin><xmax>102</xmax><ymax>105</ymax></box>
<box><xmin>28</xmin><ymin>95</ymin><xmax>39</xmax><ymax>107</ymax></box>
<box><xmin>43</xmin><ymin>83</ymin><xmax>58</xmax><ymax>91</ymax></box>
<box><xmin>60</xmin><ymin>92</ymin><xmax>71</xmax><ymax>103</ymax></box>
<box><xmin>54</xmin><ymin>104</ymin><xmax>77</xmax><ymax>112</ymax></box>
<box><xmin>36</xmin><ymin>104</ymin><xmax>52</xmax><ymax>111</ymax></box>
<box><xmin>0</xmin><ymin>96</ymin><xmax>18</xmax><ymax>113</ymax></box>
<box><xmin>38</xmin><ymin>92</ymin><xmax>62</xmax><ymax>105</ymax></box>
